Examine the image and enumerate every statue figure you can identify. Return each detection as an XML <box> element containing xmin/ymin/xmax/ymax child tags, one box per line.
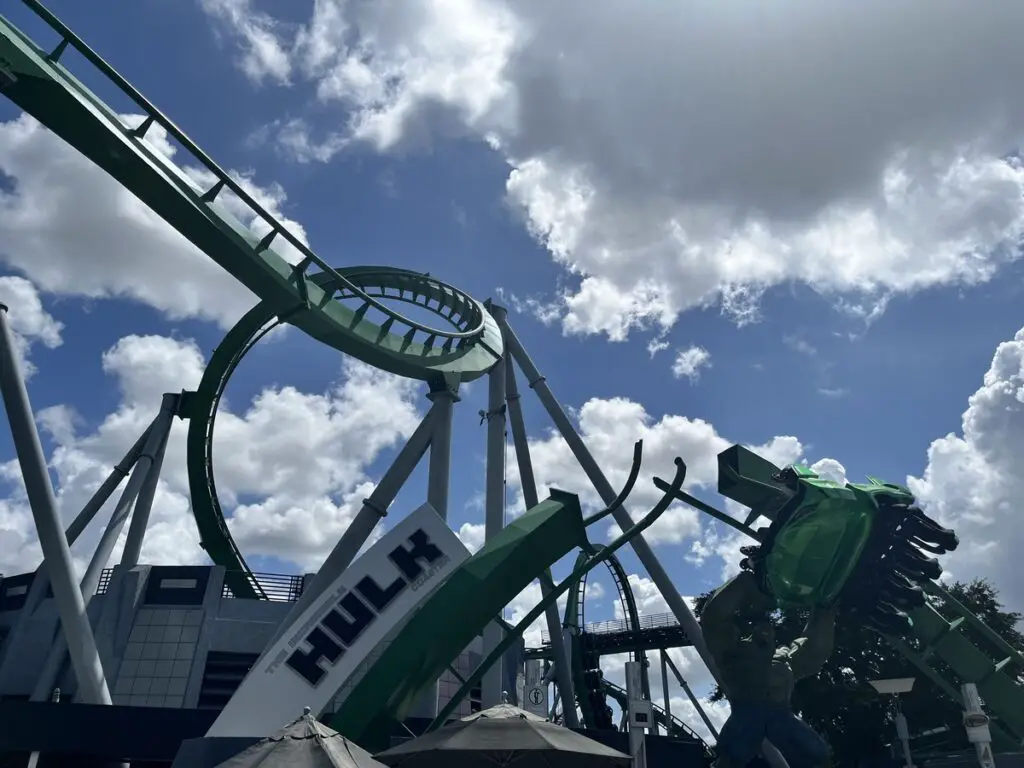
<box><xmin>701</xmin><ymin>570</ymin><xmax>837</xmax><ymax>768</ymax></box>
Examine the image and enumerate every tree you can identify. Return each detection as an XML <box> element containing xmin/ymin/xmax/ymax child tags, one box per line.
<box><xmin>693</xmin><ymin>578</ymin><xmax>1023</xmax><ymax>766</ymax></box>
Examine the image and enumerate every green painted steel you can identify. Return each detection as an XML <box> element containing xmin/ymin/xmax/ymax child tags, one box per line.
<box><xmin>895</xmin><ymin>585</ymin><xmax>1024</xmax><ymax>746</ymax></box>
<box><xmin>0</xmin><ymin>4</ymin><xmax>503</xmax><ymax>383</ymax></box>
<box><xmin>712</xmin><ymin>445</ymin><xmax>1024</xmax><ymax>745</ymax></box>
<box><xmin>182</xmin><ymin>267</ymin><xmax>492</xmax><ymax>599</ymax></box>
<box><xmin>563</xmin><ymin>547</ymin><xmax>646</xmax><ymax>731</ymax></box>
<box><xmin>428</xmin><ymin>458</ymin><xmax>687</xmax><ymax>735</ymax></box>
<box><xmin>328</xmin><ymin>490</ymin><xmax>588</xmax><ymax>746</ymax></box>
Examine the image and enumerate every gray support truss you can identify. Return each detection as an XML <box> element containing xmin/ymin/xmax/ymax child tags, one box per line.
<box><xmin>425</xmin><ymin>378</ymin><xmax>457</xmax><ymax>718</ymax></box>
<box><xmin>120</xmin><ymin>393</ymin><xmax>179</xmax><ymax>567</ymax></box>
<box><xmin>482</xmin><ymin>304</ymin><xmax>509</xmax><ymax>708</ymax></box>
<box><xmin>31</xmin><ymin>393</ymin><xmax>180</xmax><ymax>701</ymax></box>
<box><xmin>660</xmin><ymin>649</ymin><xmax>672</xmax><ymax>721</ymax></box>
<box><xmin>501</xmin><ymin>315</ymin><xmax>786</xmax><ymax>767</ymax></box>
<box><xmin>426</xmin><ymin>378</ymin><xmax>458</xmax><ymax>522</ymax></box>
<box><xmin>263</xmin><ymin>402</ymin><xmax>440</xmax><ymax>652</ymax></box>
<box><xmin>0</xmin><ymin>425</ymin><xmax>151</xmax><ymax>691</ymax></box>
<box><xmin>504</xmin><ymin>357</ymin><xmax>579</xmax><ymax>728</ymax></box>
<box><xmin>0</xmin><ymin>305</ymin><xmax>111</xmax><ymax>705</ymax></box>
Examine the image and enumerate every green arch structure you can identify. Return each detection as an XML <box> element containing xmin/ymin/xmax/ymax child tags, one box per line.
<box><xmin>563</xmin><ymin>548</ymin><xmax>643</xmax><ymax>727</ymax></box>
<box><xmin>563</xmin><ymin>550</ymin><xmax>706</xmax><ymax>746</ymax></box>
<box><xmin>182</xmin><ymin>267</ymin><xmax>500</xmax><ymax>599</ymax></box>
<box><xmin>0</xmin><ymin>2</ymin><xmax>505</xmax><ymax>595</ymax></box>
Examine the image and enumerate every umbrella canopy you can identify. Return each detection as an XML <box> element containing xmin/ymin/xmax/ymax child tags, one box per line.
<box><xmin>374</xmin><ymin>704</ymin><xmax>631</xmax><ymax>768</ymax></box>
<box><xmin>214</xmin><ymin>708</ymin><xmax>387</xmax><ymax>768</ymax></box>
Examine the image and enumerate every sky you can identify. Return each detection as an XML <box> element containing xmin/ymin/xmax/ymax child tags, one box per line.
<box><xmin>2</xmin><ymin>0</ymin><xmax>1024</xmax><ymax>741</ymax></box>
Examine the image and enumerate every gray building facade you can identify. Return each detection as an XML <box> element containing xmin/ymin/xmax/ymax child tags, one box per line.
<box><xmin>0</xmin><ymin>563</ymin><xmax>518</xmax><ymax>721</ymax></box>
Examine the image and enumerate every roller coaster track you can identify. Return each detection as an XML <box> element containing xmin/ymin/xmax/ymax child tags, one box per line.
<box><xmin>0</xmin><ymin>2</ymin><xmax>504</xmax><ymax>598</ymax></box>
<box><xmin>0</xmin><ymin>1</ymin><xmax>502</xmax><ymax>384</ymax></box>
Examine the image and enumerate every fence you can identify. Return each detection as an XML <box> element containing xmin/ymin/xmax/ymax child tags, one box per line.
<box><xmin>95</xmin><ymin>567</ymin><xmax>305</xmax><ymax>602</ymax></box>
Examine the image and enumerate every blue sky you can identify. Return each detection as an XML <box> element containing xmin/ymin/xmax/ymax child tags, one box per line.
<box><xmin>3</xmin><ymin>0</ymin><xmax>1024</xmax><ymax>734</ymax></box>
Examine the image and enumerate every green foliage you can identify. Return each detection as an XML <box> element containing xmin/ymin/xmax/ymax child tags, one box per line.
<box><xmin>693</xmin><ymin>579</ymin><xmax>1023</xmax><ymax>766</ymax></box>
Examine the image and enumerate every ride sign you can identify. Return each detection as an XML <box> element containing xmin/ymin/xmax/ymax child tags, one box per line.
<box><xmin>207</xmin><ymin>504</ymin><xmax>470</xmax><ymax>737</ymax></box>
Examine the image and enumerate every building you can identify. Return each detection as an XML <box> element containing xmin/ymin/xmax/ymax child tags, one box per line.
<box><xmin>0</xmin><ymin>563</ymin><xmax>519</xmax><ymax>765</ymax></box>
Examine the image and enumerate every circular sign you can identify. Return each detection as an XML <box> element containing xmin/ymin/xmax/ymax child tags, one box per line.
<box><xmin>528</xmin><ymin>687</ymin><xmax>545</xmax><ymax>706</ymax></box>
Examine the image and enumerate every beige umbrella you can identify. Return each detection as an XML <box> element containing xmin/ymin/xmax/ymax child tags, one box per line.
<box><xmin>214</xmin><ymin>707</ymin><xmax>387</xmax><ymax>768</ymax></box>
<box><xmin>375</xmin><ymin>703</ymin><xmax>631</xmax><ymax>768</ymax></box>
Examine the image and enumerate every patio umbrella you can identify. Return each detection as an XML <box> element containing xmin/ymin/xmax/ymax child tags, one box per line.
<box><xmin>374</xmin><ymin>703</ymin><xmax>631</xmax><ymax>768</ymax></box>
<box><xmin>214</xmin><ymin>707</ymin><xmax>387</xmax><ymax>768</ymax></box>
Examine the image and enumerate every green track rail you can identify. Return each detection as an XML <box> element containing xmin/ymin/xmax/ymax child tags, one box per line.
<box><xmin>0</xmin><ymin>2</ymin><xmax>503</xmax><ymax>383</ymax></box>
<box><xmin>693</xmin><ymin>448</ymin><xmax>1024</xmax><ymax>749</ymax></box>
<box><xmin>893</xmin><ymin>584</ymin><xmax>1024</xmax><ymax>750</ymax></box>
<box><xmin>182</xmin><ymin>267</ymin><xmax>499</xmax><ymax>599</ymax></box>
<box><xmin>328</xmin><ymin>490</ymin><xmax>589</xmax><ymax>748</ymax></box>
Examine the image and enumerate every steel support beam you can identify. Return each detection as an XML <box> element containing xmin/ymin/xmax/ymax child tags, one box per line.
<box><xmin>0</xmin><ymin>305</ymin><xmax>110</xmax><ymax>705</ymax></box>
<box><xmin>31</xmin><ymin>393</ymin><xmax>179</xmax><ymax>702</ymax></box>
<box><xmin>501</xmin><ymin>316</ymin><xmax>786</xmax><ymax>768</ymax></box>
<box><xmin>263</xmin><ymin>403</ymin><xmax>439</xmax><ymax>652</ymax></box>
<box><xmin>120</xmin><ymin>393</ymin><xmax>178</xmax><ymax>567</ymax></box>
<box><xmin>481</xmin><ymin>303</ymin><xmax>508</xmax><ymax>708</ymax></box>
<box><xmin>426</xmin><ymin>378</ymin><xmax>458</xmax><ymax>522</ymax></box>
<box><xmin>504</xmin><ymin>356</ymin><xmax>578</xmax><ymax>727</ymax></box>
<box><xmin>0</xmin><ymin>424</ymin><xmax>151</xmax><ymax>691</ymax></box>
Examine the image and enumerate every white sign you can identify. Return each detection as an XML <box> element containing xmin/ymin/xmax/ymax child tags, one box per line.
<box><xmin>207</xmin><ymin>504</ymin><xmax>470</xmax><ymax>737</ymax></box>
<box><xmin>523</xmin><ymin>659</ymin><xmax>548</xmax><ymax>717</ymax></box>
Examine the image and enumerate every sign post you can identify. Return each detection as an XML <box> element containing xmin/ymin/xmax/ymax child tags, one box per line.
<box><xmin>961</xmin><ymin>683</ymin><xmax>996</xmax><ymax>768</ymax></box>
<box><xmin>523</xmin><ymin>659</ymin><xmax>548</xmax><ymax>718</ymax></box>
<box><xmin>207</xmin><ymin>504</ymin><xmax>470</xmax><ymax>737</ymax></box>
<box><xmin>625</xmin><ymin>661</ymin><xmax>651</xmax><ymax>768</ymax></box>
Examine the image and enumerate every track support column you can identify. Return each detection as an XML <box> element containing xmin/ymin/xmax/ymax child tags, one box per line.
<box><xmin>0</xmin><ymin>304</ymin><xmax>111</xmax><ymax>705</ymax></box>
<box><xmin>425</xmin><ymin>376</ymin><xmax>458</xmax><ymax>719</ymax></box>
<box><xmin>0</xmin><ymin>425</ymin><xmax>150</xmax><ymax>691</ymax></box>
<box><xmin>504</xmin><ymin>357</ymin><xmax>578</xmax><ymax>727</ymax></box>
<box><xmin>482</xmin><ymin>302</ymin><xmax>508</xmax><ymax>709</ymax></box>
<box><xmin>500</xmin><ymin>315</ymin><xmax>787</xmax><ymax>767</ymax></box>
<box><xmin>121</xmin><ymin>393</ymin><xmax>178</xmax><ymax>567</ymax></box>
<box><xmin>263</xmin><ymin>404</ymin><xmax>439</xmax><ymax>651</ymax></box>
<box><xmin>660</xmin><ymin>649</ymin><xmax>672</xmax><ymax>722</ymax></box>
<box><xmin>426</xmin><ymin>376</ymin><xmax>458</xmax><ymax>522</ymax></box>
<box><xmin>31</xmin><ymin>393</ymin><xmax>179</xmax><ymax>702</ymax></box>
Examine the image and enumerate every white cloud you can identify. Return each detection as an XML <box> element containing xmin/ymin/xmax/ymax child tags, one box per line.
<box><xmin>505</xmin><ymin>394</ymin><xmax>811</xmax><ymax>549</ymax></box>
<box><xmin>671</xmin><ymin>345</ymin><xmax>711</xmax><ymax>382</ymax></box>
<box><xmin>456</xmin><ymin>522</ymin><xmax>486</xmax><ymax>553</ymax></box>
<box><xmin>0</xmin><ymin>331</ymin><xmax>423</xmax><ymax>576</ymax></box>
<box><xmin>202</xmin><ymin>1</ymin><xmax>1024</xmax><ymax>339</ymax></box>
<box><xmin>0</xmin><ymin>113</ymin><xmax>309</xmax><ymax>329</ymax></box>
<box><xmin>909</xmin><ymin>327</ymin><xmax>1024</xmax><ymax>611</ymax></box>
<box><xmin>0</xmin><ymin>276</ymin><xmax>64</xmax><ymax>379</ymax></box>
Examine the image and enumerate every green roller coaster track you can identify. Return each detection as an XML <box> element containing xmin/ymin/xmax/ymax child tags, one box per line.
<box><xmin>2</xmin><ymin>1</ymin><xmax>1023</xmax><ymax>756</ymax></box>
<box><xmin>181</xmin><ymin>266</ymin><xmax>502</xmax><ymax>599</ymax></box>
<box><xmin>0</xmin><ymin>4</ymin><xmax>710</xmax><ymax>749</ymax></box>
<box><xmin>0</xmin><ymin>1</ymin><xmax>503</xmax><ymax>385</ymax></box>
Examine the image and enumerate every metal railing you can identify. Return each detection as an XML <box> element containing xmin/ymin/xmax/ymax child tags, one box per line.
<box><xmin>222</xmin><ymin>571</ymin><xmax>305</xmax><ymax>602</ymax></box>
<box><xmin>96</xmin><ymin>568</ymin><xmax>114</xmax><ymax>595</ymax></box>
<box><xmin>541</xmin><ymin>611</ymin><xmax>681</xmax><ymax>644</ymax></box>
<box><xmin>95</xmin><ymin>567</ymin><xmax>305</xmax><ymax>602</ymax></box>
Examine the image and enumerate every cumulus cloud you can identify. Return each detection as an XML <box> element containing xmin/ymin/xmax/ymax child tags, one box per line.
<box><xmin>909</xmin><ymin>327</ymin><xmax>1024</xmax><ymax>611</ymax></box>
<box><xmin>506</xmin><ymin>393</ymin><xmax>827</xmax><ymax>550</ymax></box>
<box><xmin>0</xmin><ymin>113</ymin><xmax>309</xmax><ymax>328</ymax></box>
<box><xmin>671</xmin><ymin>345</ymin><xmax>711</xmax><ymax>382</ymax></box>
<box><xmin>0</xmin><ymin>331</ymin><xmax>423</xmax><ymax>576</ymax></box>
<box><xmin>202</xmin><ymin>0</ymin><xmax>1024</xmax><ymax>339</ymax></box>
<box><xmin>0</xmin><ymin>276</ymin><xmax>64</xmax><ymax>378</ymax></box>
